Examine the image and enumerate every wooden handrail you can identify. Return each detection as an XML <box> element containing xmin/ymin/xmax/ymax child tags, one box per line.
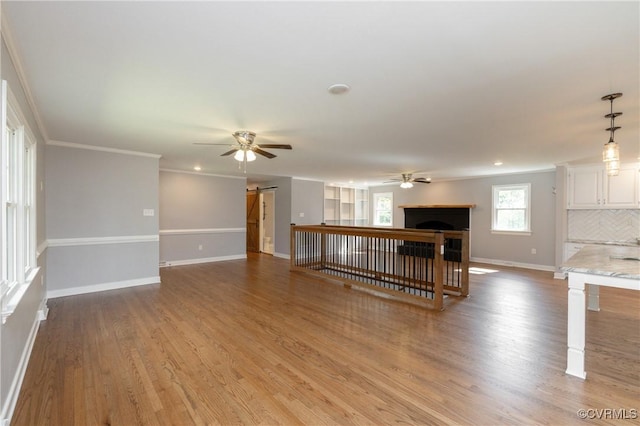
<box><xmin>290</xmin><ymin>224</ymin><xmax>470</xmax><ymax>309</ymax></box>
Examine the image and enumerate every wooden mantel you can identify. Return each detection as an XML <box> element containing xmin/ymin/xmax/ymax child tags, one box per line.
<box><xmin>398</xmin><ymin>204</ymin><xmax>476</xmax><ymax>209</ymax></box>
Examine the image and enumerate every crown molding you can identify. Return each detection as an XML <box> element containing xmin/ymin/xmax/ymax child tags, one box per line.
<box><xmin>47</xmin><ymin>140</ymin><xmax>161</xmax><ymax>159</ymax></box>
<box><xmin>160</xmin><ymin>168</ymin><xmax>247</xmax><ymax>180</ymax></box>
<box><xmin>1</xmin><ymin>12</ymin><xmax>50</xmax><ymax>142</ymax></box>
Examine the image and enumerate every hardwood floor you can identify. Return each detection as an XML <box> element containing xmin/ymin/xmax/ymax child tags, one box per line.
<box><xmin>12</xmin><ymin>254</ymin><xmax>640</xmax><ymax>425</ymax></box>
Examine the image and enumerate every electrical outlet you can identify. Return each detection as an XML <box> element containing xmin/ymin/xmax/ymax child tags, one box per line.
<box><xmin>198</xmin><ymin>244</ymin><xmax>203</xmax><ymax>251</ymax></box>
<box><xmin>531</xmin><ymin>248</ymin><xmax>537</xmax><ymax>254</ymax></box>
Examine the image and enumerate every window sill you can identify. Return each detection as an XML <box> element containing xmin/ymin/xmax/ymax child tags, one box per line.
<box><xmin>1</xmin><ymin>266</ymin><xmax>40</xmax><ymax>324</ymax></box>
<box><xmin>491</xmin><ymin>230</ymin><xmax>532</xmax><ymax>236</ymax></box>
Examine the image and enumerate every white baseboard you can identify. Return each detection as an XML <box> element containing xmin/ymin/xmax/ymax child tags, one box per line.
<box><xmin>273</xmin><ymin>252</ymin><xmax>290</xmax><ymax>260</ymax></box>
<box><xmin>159</xmin><ymin>254</ymin><xmax>247</xmax><ymax>267</ymax></box>
<box><xmin>470</xmin><ymin>257</ymin><xmax>555</xmax><ymax>272</ymax></box>
<box><xmin>1</xmin><ymin>311</ymin><xmax>40</xmax><ymax>426</ymax></box>
<box><xmin>47</xmin><ymin>276</ymin><xmax>161</xmax><ymax>299</ymax></box>
<box><xmin>37</xmin><ymin>299</ymin><xmax>49</xmax><ymax>320</ymax></box>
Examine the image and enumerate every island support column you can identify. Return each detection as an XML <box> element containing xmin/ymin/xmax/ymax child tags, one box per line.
<box><xmin>566</xmin><ymin>272</ymin><xmax>587</xmax><ymax>379</ymax></box>
<box><xmin>587</xmin><ymin>285</ymin><xmax>600</xmax><ymax>311</ymax></box>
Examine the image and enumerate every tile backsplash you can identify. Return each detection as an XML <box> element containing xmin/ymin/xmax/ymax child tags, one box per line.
<box><xmin>568</xmin><ymin>209</ymin><xmax>640</xmax><ymax>243</ymax></box>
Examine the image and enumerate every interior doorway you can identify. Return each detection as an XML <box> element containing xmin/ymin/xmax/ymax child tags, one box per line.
<box><xmin>261</xmin><ymin>190</ymin><xmax>275</xmax><ymax>254</ymax></box>
<box><xmin>246</xmin><ymin>191</ymin><xmax>260</xmax><ymax>253</ymax></box>
<box><xmin>246</xmin><ymin>187</ymin><xmax>276</xmax><ymax>254</ymax></box>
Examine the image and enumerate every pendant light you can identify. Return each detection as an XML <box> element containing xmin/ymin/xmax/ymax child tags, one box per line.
<box><xmin>601</xmin><ymin>93</ymin><xmax>622</xmax><ymax>176</ymax></box>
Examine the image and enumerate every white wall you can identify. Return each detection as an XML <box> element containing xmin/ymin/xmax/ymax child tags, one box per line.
<box><xmin>370</xmin><ymin>170</ymin><xmax>557</xmax><ymax>270</ymax></box>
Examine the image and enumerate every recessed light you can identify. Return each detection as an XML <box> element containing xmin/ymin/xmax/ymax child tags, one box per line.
<box><xmin>328</xmin><ymin>83</ymin><xmax>350</xmax><ymax>95</ymax></box>
<box><xmin>194</xmin><ymin>166</ymin><xmax>202</xmax><ymax>171</ymax></box>
<box><xmin>494</xmin><ymin>161</ymin><xmax>503</xmax><ymax>166</ymax></box>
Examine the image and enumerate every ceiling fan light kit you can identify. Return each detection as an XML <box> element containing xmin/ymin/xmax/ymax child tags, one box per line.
<box><xmin>234</xmin><ymin>149</ymin><xmax>256</xmax><ymax>162</ymax></box>
<box><xmin>385</xmin><ymin>173</ymin><xmax>431</xmax><ymax>188</ymax></box>
<box><xmin>193</xmin><ymin>130</ymin><xmax>292</xmax><ymax>173</ymax></box>
<box><xmin>601</xmin><ymin>92</ymin><xmax>622</xmax><ymax>176</ymax></box>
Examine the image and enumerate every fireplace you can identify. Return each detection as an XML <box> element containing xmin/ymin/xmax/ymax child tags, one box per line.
<box><xmin>403</xmin><ymin>207</ymin><xmax>471</xmax><ymax>231</ymax></box>
<box><xmin>398</xmin><ymin>205</ymin><xmax>474</xmax><ymax>261</ymax></box>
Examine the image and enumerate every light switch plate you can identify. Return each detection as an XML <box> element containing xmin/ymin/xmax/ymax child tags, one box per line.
<box><xmin>143</xmin><ymin>209</ymin><xmax>155</xmax><ymax>216</ymax></box>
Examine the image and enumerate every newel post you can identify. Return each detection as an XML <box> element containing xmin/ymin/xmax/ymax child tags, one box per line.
<box><xmin>460</xmin><ymin>229</ymin><xmax>470</xmax><ymax>296</ymax></box>
<box><xmin>290</xmin><ymin>223</ymin><xmax>296</xmax><ymax>270</ymax></box>
<box><xmin>433</xmin><ymin>231</ymin><xmax>445</xmax><ymax>310</ymax></box>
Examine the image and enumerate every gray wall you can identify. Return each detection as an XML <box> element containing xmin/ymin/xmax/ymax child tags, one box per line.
<box><xmin>159</xmin><ymin>170</ymin><xmax>246</xmax><ymax>264</ymax></box>
<box><xmin>369</xmin><ymin>170</ymin><xmax>557</xmax><ymax>269</ymax></box>
<box><xmin>263</xmin><ymin>177</ymin><xmax>324</xmax><ymax>257</ymax></box>
<box><xmin>264</xmin><ymin>177</ymin><xmax>293</xmax><ymax>256</ymax></box>
<box><xmin>45</xmin><ymin>145</ymin><xmax>160</xmax><ymax>296</ymax></box>
<box><xmin>1</xmin><ymin>36</ymin><xmax>47</xmax><ymax>423</ymax></box>
<box><xmin>292</xmin><ymin>179</ymin><xmax>324</xmax><ymax>225</ymax></box>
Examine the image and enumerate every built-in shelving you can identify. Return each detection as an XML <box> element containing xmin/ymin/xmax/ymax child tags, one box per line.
<box><xmin>324</xmin><ymin>185</ymin><xmax>368</xmax><ymax>226</ymax></box>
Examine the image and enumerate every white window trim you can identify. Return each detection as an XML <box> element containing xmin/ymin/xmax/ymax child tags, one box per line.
<box><xmin>2</xmin><ymin>80</ymin><xmax>39</xmax><ymax>323</ymax></box>
<box><xmin>491</xmin><ymin>183</ymin><xmax>531</xmax><ymax>235</ymax></box>
<box><xmin>373</xmin><ymin>192</ymin><xmax>393</xmax><ymax>227</ymax></box>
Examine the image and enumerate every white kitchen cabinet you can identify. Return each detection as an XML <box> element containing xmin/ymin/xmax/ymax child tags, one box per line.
<box><xmin>604</xmin><ymin>166</ymin><xmax>638</xmax><ymax>207</ymax></box>
<box><xmin>567</xmin><ymin>163</ymin><xmax>639</xmax><ymax>209</ymax></box>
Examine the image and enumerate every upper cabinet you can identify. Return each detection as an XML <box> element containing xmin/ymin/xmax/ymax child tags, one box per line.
<box><xmin>567</xmin><ymin>163</ymin><xmax>639</xmax><ymax>209</ymax></box>
<box><xmin>324</xmin><ymin>185</ymin><xmax>369</xmax><ymax>225</ymax></box>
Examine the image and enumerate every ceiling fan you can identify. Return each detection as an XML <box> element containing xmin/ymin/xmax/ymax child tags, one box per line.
<box><xmin>194</xmin><ymin>130</ymin><xmax>292</xmax><ymax>171</ymax></box>
<box><xmin>385</xmin><ymin>173</ymin><xmax>431</xmax><ymax>188</ymax></box>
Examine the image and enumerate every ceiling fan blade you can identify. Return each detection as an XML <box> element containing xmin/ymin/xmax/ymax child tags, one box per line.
<box><xmin>220</xmin><ymin>149</ymin><xmax>238</xmax><ymax>157</ymax></box>
<box><xmin>253</xmin><ymin>148</ymin><xmax>277</xmax><ymax>159</ymax></box>
<box><xmin>414</xmin><ymin>180</ymin><xmax>431</xmax><ymax>184</ymax></box>
<box><xmin>257</xmin><ymin>144</ymin><xmax>292</xmax><ymax>150</ymax></box>
<box><xmin>383</xmin><ymin>179</ymin><xmax>401</xmax><ymax>183</ymax></box>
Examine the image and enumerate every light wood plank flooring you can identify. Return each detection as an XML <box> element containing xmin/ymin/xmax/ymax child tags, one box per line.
<box><xmin>12</xmin><ymin>254</ymin><xmax>640</xmax><ymax>425</ymax></box>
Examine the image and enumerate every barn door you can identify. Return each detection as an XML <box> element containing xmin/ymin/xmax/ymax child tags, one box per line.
<box><xmin>246</xmin><ymin>192</ymin><xmax>260</xmax><ymax>253</ymax></box>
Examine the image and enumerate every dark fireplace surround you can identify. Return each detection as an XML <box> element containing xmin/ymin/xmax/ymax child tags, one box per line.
<box><xmin>398</xmin><ymin>206</ymin><xmax>472</xmax><ymax>261</ymax></box>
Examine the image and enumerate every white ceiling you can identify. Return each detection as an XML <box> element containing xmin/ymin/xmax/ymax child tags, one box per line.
<box><xmin>3</xmin><ymin>1</ymin><xmax>639</xmax><ymax>186</ymax></box>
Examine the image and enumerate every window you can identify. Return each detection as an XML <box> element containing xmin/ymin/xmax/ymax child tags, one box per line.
<box><xmin>373</xmin><ymin>192</ymin><xmax>393</xmax><ymax>227</ymax></box>
<box><xmin>492</xmin><ymin>183</ymin><xmax>531</xmax><ymax>234</ymax></box>
<box><xmin>2</xmin><ymin>81</ymin><xmax>38</xmax><ymax>321</ymax></box>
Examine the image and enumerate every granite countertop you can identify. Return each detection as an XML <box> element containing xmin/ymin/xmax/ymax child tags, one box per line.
<box><xmin>562</xmin><ymin>245</ymin><xmax>640</xmax><ymax>280</ymax></box>
<box><xmin>566</xmin><ymin>239</ymin><xmax>639</xmax><ymax>247</ymax></box>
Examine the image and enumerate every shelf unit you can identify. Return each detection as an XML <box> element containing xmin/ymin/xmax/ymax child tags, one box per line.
<box><xmin>323</xmin><ymin>186</ymin><xmax>341</xmax><ymax>225</ymax></box>
<box><xmin>324</xmin><ymin>185</ymin><xmax>368</xmax><ymax>226</ymax></box>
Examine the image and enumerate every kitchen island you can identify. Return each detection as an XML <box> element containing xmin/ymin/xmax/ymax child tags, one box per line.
<box><xmin>561</xmin><ymin>245</ymin><xmax>640</xmax><ymax>379</ymax></box>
